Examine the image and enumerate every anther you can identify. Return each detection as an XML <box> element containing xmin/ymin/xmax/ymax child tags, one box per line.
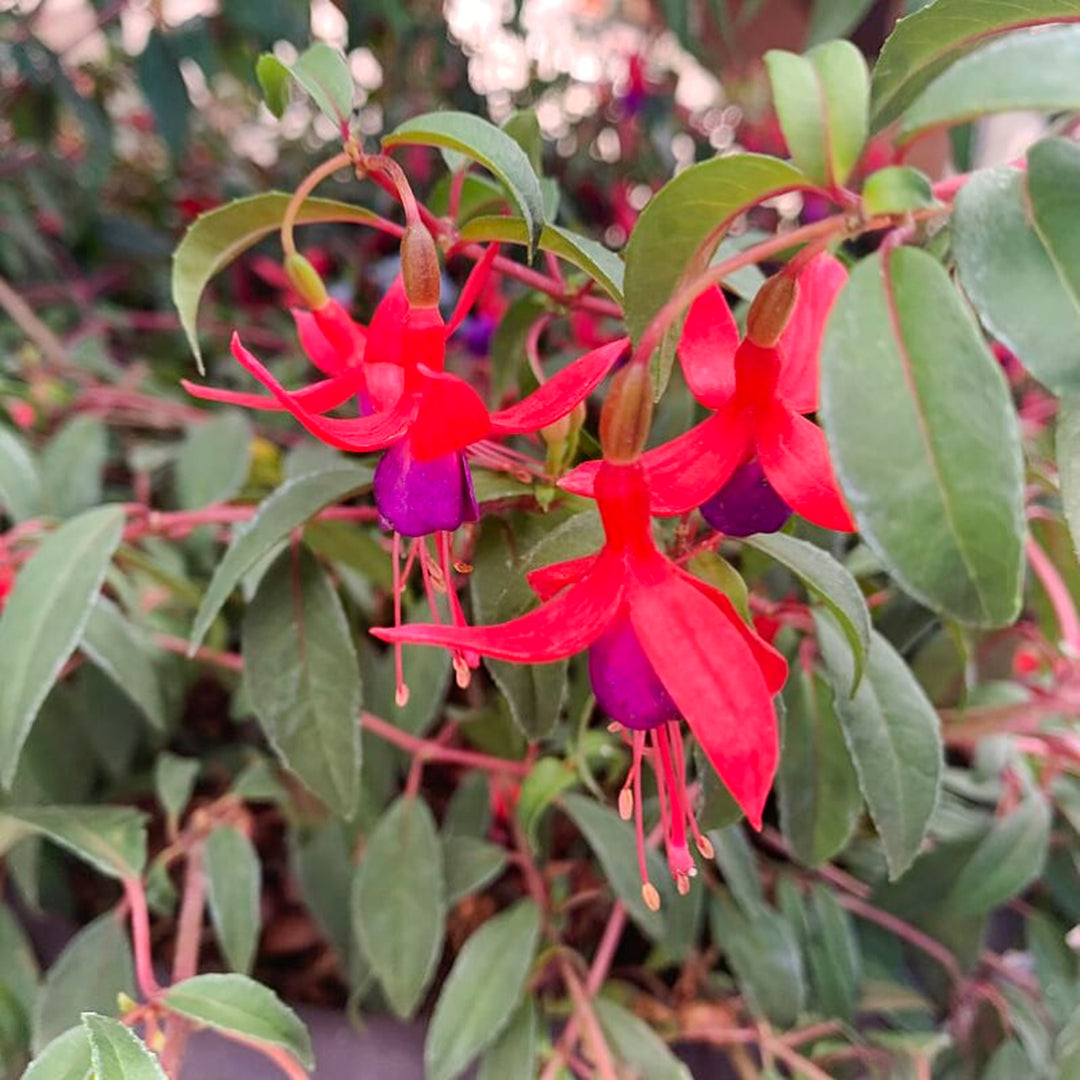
<box><xmin>642</xmin><ymin>882</ymin><xmax>661</xmax><ymax>912</ymax></box>
<box><xmin>618</xmin><ymin>787</ymin><xmax>634</xmax><ymax>821</ymax></box>
<box><xmin>454</xmin><ymin>656</ymin><xmax>471</xmax><ymax>689</ymax></box>
<box><xmin>676</xmin><ymin>872</ymin><xmax>691</xmax><ymax>896</ymax></box>
<box><xmin>395</xmin><ymin>684</ymin><xmax>411</xmax><ymax>708</ymax></box>
<box><xmin>695</xmin><ymin>834</ymin><xmax>715</xmax><ymax>860</ymax></box>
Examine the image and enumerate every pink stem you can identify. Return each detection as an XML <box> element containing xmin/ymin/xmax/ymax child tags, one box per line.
<box><xmin>1026</xmin><ymin>536</ymin><xmax>1080</xmax><ymax>653</ymax></box>
<box><xmin>123</xmin><ymin>876</ymin><xmax>161</xmax><ymax>1000</ymax></box>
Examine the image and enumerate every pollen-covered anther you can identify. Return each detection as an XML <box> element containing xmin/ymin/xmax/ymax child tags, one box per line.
<box><xmin>395</xmin><ymin>684</ymin><xmax>411</xmax><ymax>708</ymax></box>
<box><xmin>675</xmin><ymin>872</ymin><xmax>691</xmax><ymax>896</ymax></box>
<box><xmin>453</xmin><ymin>656</ymin><xmax>472</xmax><ymax>689</ymax></box>
<box><xmin>695</xmin><ymin>834</ymin><xmax>715</xmax><ymax>860</ymax></box>
<box><xmin>454</xmin><ymin>561</ymin><xmax>472</xmax><ymax>574</ymax></box>
<box><xmin>618</xmin><ymin>787</ymin><xmax>634</xmax><ymax>821</ymax></box>
<box><xmin>642</xmin><ymin>882</ymin><xmax>661</xmax><ymax>912</ymax></box>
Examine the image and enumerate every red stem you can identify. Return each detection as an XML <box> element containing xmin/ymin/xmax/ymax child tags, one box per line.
<box><xmin>1027</xmin><ymin>536</ymin><xmax>1080</xmax><ymax>654</ymax></box>
<box><xmin>123</xmin><ymin>876</ymin><xmax>161</xmax><ymax>1000</ymax></box>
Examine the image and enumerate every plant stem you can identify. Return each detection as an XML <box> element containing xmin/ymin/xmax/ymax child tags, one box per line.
<box><xmin>1027</xmin><ymin>536</ymin><xmax>1080</xmax><ymax>654</ymax></box>
<box><xmin>281</xmin><ymin>152</ymin><xmax>354</xmax><ymax>258</ymax></box>
<box><xmin>123</xmin><ymin>876</ymin><xmax>161</xmax><ymax>1000</ymax></box>
<box><xmin>559</xmin><ymin>958</ymin><xmax>618</xmax><ymax>1080</ymax></box>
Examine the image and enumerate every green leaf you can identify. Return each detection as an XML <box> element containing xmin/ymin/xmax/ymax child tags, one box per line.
<box><xmin>22</xmin><ymin>1026</ymin><xmax>92</xmax><ymax>1080</ymax></box>
<box><xmin>443</xmin><ymin>836</ymin><xmax>507</xmax><ymax>904</ymax></box>
<box><xmin>869</xmin><ymin>0</ymin><xmax>1080</xmax><ymax>130</ymax></box>
<box><xmin>161</xmin><ymin>974</ymin><xmax>314</xmax><ymax>1070</ymax></box>
<box><xmin>898</xmin><ymin>26</ymin><xmax>1080</xmax><ymax>145</ymax></box>
<box><xmin>1059</xmin><ymin>405</ymin><xmax>1080</xmax><ymax>563</ymax></box>
<box><xmin>291</xmin><ymin>821</ymin><xmax>356</xmax><ymax>975</ymax></box>
<box><xmin>0</xmin><ymin>505</ymin><xmax>124</xmax><ymax>786</ymax></box>
<box><xmin>173</xmin><ymin>194</ymin><xmax>380</xmax><ymax>369</ymax></box>
<box><xmin>777</xmin><ymin>668</ymin><xmax>862</xmax><ymax>867</ymax></box>
<box><xmin>807</xmin><ymin>0</ymin><xmax>876</xmax><ymax>45</ymax></box>
<box><xmin>154</xmin><ymin>753</ymin><xmax>200</xmax><ymax>828</ymax></box>
<box><xmin>40</xmin><ymin>416</ymin><xmax>107</xmax><ymax>519</ymax></box>
<box><xmin>1027</xmin><ymin>911</ymin><xmax>1080</xmax><ymax>1028</ymax></box>
<box><xmin>742</xmin><ymin>531</ymin><xmax>870</xmax><ymax>691</ymax></box>
<box><xmin>710</xmin><ymin>826</ymin><xmax>764</xmax><ymax>916</ymax></box>
<box><xmin>0</xmin><ymin>903</ymin><xmax>39</xmax><ymax>1015</ymax></box>
<box><xmin>623</xmin><ymin>154</ymin><xmax>807</xmax><ymax>344</ymax></box>
<box><xmin>0</xmin><ymin>806</ymin><xmax>147</xmax><ymax>880</ymax></box>
<box><xmin>502</xmin><ymin>109</ymin><xmax>543</xmax><ymax>173</ymax></box>
<box><xmin>562</xmin><ymin>792</ymin><xmax>671</xmax><ymax>940</ymax></box>
<box><xmin>954</xmin><ymin>139</ymin><xmax>1080</xmax><ymax>398</ymax></box>
<box><xmin>352</xmin><ymin>796</ymin><xmax>445</xmax><ymax>1017</ymax></box>
<box><xmin>81</xmin><ymin>598</ymin><xmax>166</xmax><ymax>731</ymax></box>
<box><xmin>459</xmin><ymin>217</ymin><xmax>624</xmax><ymax>302</ymax></box>
<box><xmin>189</xmin><ymin>465</ymin><xmax>372</xmax><ymax>651</ymax></box>
<box><xmin>135</xmin><ymin>29</ymin><xmax>189</xmax><ymax>159</ymax></box>
<box><xmin>802</xmin><ymin>884</ymin><xmax>862</xmax><ymax>1021</ymax></box>
<box><xmin>516</xmin><ymin>757</ymin><xmax>579</xmax><ymax>847</ymax></box>
<box><xmin>0</xmin><ymin>427</ymin><xmax>42</xmax><ymax>522</ymax></box>
<box><xmin>243</xmin><ymin>546</ymin><xmax>362</xmax><ymax>819</ymax></box>
<box><xmin>32</xmin><ymin>915</ymin><xmax>134</xmax><ymax>1054</ymax></box>
<box><xmin>82</xmin><ymin>1014</ymin><xmax>167</xmax><ymax>1080</ymax></box>
<box><xmin>709</xmin><ymin>892</ymin><xmax>805</xmax><ymax>1028</ymax></box>
<box><xmin>861</xmin><ymin>166</ymin><xmax>935</xmax><ymax>216</ymax></box>
<box><xmin>255</xmin><ymin>54</ymin><xmax>290</xmax><ymax>118</ymax></box>
<box><xmin>288</xmin><ymin>43</ymin><xmax>353</xmax><ymax>126</ymax></box>
<box><xmin>205</xmin><ymin>826</ymin><xmax>262</xmax><ymax>975</ymax></box>
<box><xmin>424</xmin><ymin>899</ymin><xmax>541</xmax><ymax>1080</ymax></box>
<box><xmin>593</xmin><ymin>998</ymin><xmax>691</xmax><ymax>1080</ymax></box>
<box><xmin>820</xmin><ymin>246</ymin><xmax>1025</xmax><ymax>626</ymax></box>
<box><xmin>765</xmin><ymin>41</ymin><xmax>869</xmax><ymax>187</ymax></box>
<box><xmin>476</xmin><ymin>999</ymin><xmax>538</xmax><ymax>1080</ymax></box>
<box><xmin>985</xmin><ymin>1040</ymin><xmax>1034</xmax><ymax>1080</ymax></box>
<box><xmin>471</xmin><ymin>512</ymin><xmax>603</xmax><ymax>739</ymax></box>
<box><xmin>385</xmin><ymin>113</ymin><xmax>545</xmax><ymax>256</ymax></box>
<box><xmin>175</xmin><ymin>413</ymin><xmax>252</xmax><ymax>510</ymax></box>
<box><xmin>945</xmin><ymin>794</ymin><xmax>1051</xmax><ymax>915</ymax></box>
<box><xmin>814</xmin><ymin>612</ymin><xmax>942</xmax><ymax>879</ymax></box>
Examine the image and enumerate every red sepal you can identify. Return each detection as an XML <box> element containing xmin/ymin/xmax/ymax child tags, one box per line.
<box><xmin>372</xmin><ymin>556</ymin><xmax>624</xmax><ymax>662</ymax></box>
<box><xmin>293</xmin><ymin>308</ymin><xmax>346</xmax><ymax>375</ymax></box>
<box><xmin>447</xmin><ymin>244</ymin><xmax>500</xmax><ymax>336</ymax></box>
<box><xmin>409</xmin><ymin>367</ymin><xmax>492</xmax><ymax>460</ymax></box>
<box><xmin>628</xmin><ymin>573</ymin><xmax>779</xmax><ymax>829</ymax></box>
<box><xmin>775</xmin><ymin>252</ymin><xmax>847</xmax><ymax>413</ymax></box>
<box><xmin>560</xmin><ymin>398</ymin><xmax>753</xmax><ymax>517</ymax></box>
<box><xmin>228</xmin><ymin>334</ymin><xmax>415</xmax><ymax>450</ymax></box>
<box><xmin>182</xmin><ymin>365</ymin><xmax>366</xmax><ymax>414</ymax></box>
<box><xmin>364</xmin><ymin>277</ymin><xmax>410</xmax><ymax>367</ymax></box>
<box><xmin>674</xmin><ymin>567</ymin><xmax>788</xmax><ymax>693</ymax></box>
<box><xmin>526</xmin><ymin>554</ymin><xmax>599</xmax><ymax>600</ymax></box>
<box><xmin>309</xmin><ymin>299</ymin><xmax>367</xmax><ymax>370</ymax></box>
<box><xmin>489</xmin><ymin>338</ymin><xmax>628</xmax><ymax>436</ymax></box>
<box><xmin>755</xmin><ymin>401</ymin><xmax>856</xmax><ymax>532</ymax></box>
<box><xmin>678</xmin><ymin>286</ymin><xmax>739</xmax><ymax>408</ymax></box>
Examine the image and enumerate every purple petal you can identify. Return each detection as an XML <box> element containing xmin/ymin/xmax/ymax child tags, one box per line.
<box><xmin>700</xmin><ymin>458</ymin><xmax>792</xmax><ymax>537</ymax></box>
<box><xmin>374</xmin><ymin>441</ymin><xmax>479</xmax><ymax>537</ymax></box>
<box><xmin>588</xmin><ymin>611</ymin><xmax>680</xmax><ymax>731</ymax></box>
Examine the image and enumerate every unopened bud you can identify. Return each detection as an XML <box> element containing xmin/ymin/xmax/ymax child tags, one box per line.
<box><xmin>599</xmin><ymin>364</ymin><xmax>653</xmax><ymax>464</ymax></box>
<box><xmin>642</xmin><ymin>882</ymin><xmax>661</xmax><ymax>912</ymax></box>
<box><xmin>401</xmin><ymin>224</ymin><xmax>441</xmax><ymax>308</ymax></box>
<box><xmin>746</xmin><ymin>271</ymin><xmax>799</xmax><ymax>347</ymax></box>
<box><xmin>541</xmin><ymin>400</ymin><xmax>587</xmax><ymax>448</ymax></box>
<box><xmin>283</xmin><ymin>253</ymin><xmax>329</xmax><ymax>309</ymax></box>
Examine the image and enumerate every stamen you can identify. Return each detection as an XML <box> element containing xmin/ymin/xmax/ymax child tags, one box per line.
<box><xmin>439</xmin><ymin>532</ymin><xmax>479</xmax><ymax>670</ymax></box>
<box><xmin>631</xmin><ymin>731</ymin><xmax>655</xmax><ymax>907</ymax></box>
<box><xmin>655</xmin><ymin>725</ymin><xmax>695</xmax><ymax>884</ymax></box>
<box><xmin>391</xmin><ymin>531</ymin><xmax>409</xmax><ymax>707</ymax></box>
<box><xmin>671</xmin><ymin>724</ymin><xmax>714</xmax><ymax>859</ymax></box>
<box><xmin>619</xmin><ymin>729</ymin><xmax>645</xmax><ymax>821</ymax></box>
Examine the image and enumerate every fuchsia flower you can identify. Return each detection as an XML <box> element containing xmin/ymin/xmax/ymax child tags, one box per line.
<box><xmin>185</xmin><ymin>244</ymin><xmax>628</xmax><ymax>538</ymax></box>
<box><xmin>561</xmin><ymin>253</ymin><xmax>856</xmax><ymax>533</ymax></box>
<box><xmin>373</xmin><ymin>456</ymin><xmax>787</xmax><ymax>903</ymax></box>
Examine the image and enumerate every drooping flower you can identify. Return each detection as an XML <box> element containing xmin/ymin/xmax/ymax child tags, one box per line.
<box><xmin>561</xmin><ymin>253</ymin><xmax>855</xmax><ymax>533</ymax></box>
<box><xmin>185</xmin><ymin>241</ymin><xmax>627</xmax><ymax>537</ymax></box>
<box><xmin>372</xmin><ymin>454</ymin><xmax>787</xmax><ymax>902</ymax></box>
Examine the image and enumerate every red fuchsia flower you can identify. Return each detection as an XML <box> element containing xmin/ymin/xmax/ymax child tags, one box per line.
<box><xmin>186</xmin><ymin>230</ymin><xmax>627</xmax><ymax>701</ymax></box>
<box><xmin>561</xmin><ymin>253</ymin><xmax>856</xmax><ymax>534</ymax></box>
<box><xmin>373</xmin><ymin>449</ymin><xmax>787</xmax><ymax>904</ymax></box>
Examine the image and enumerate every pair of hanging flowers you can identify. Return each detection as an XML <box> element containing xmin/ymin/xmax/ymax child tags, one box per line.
<box><xmin>185</xmin><ymin>150</ymin><xmax>854</xmax><ymax>903</ymax></box>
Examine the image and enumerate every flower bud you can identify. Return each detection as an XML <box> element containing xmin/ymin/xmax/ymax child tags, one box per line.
<box><xmin>400</xmin><ymin>224</ymin><xmax>441</xmax><ymax>308</ymax></box>
<box><xmin>540</xmin><ymin>400</ymin><xmax>586</xmax><ymax>448</ymax></box>
<box><xmin>600</xmin><ymin>363</ymin><xmax>653</xmax><ymax>464</ymax></box>
<box><xmin>283</xmin><ymin>253</ymin><xmax>329</xmax><ymax>310</ymax></box>
<box><xmin>746</xmin><ymin>270</ymin><xmax>799</xmax><ymax>347</ymax></box>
